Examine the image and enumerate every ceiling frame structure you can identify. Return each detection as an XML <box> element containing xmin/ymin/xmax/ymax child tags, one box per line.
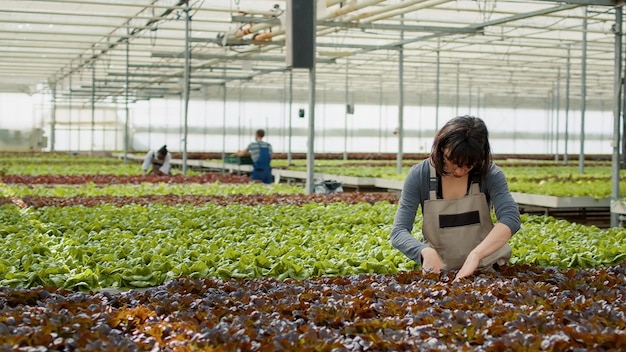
<box><xmin>0</xmin><ymin>0</ymin><xmax>623</xmax><ymax>111</ymax></box>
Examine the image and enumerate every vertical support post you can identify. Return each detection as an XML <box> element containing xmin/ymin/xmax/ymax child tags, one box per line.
<box><xmin>221</xmin><ymin>78</ymin><xmax>227</xmax><ymax>173</ymax></box>
<box><xmin>611</xmin><ymin>7</ymin><xmax>623</xmax><ymax>227</ymax></box>
<box><xmin>455</xmin><ymin>62</ymin><xmax>460</xmax><ymax>117</ymax></box>
<box><xmin>396</xmin><ymin>15</ymin><xmax>405</xmax><ymax>175</ymax></box>
<box><xmin>238</xmin><ymin>82</ymin><xmax>242</xmax><ymax>150</ymax></box>
<box><xmin>288</xmin><ymin>68</ymin><xmax>293</xmax><ymax>166</ymax></box>
<box><xmin>378</xmin><ymin>75</ymin><xmax>383</xmax><ymax>154</ymax></box>
<box><xmin>304</xmin><ymin>3</ymin><xmax>317</xmax><ymax>195</ymax></box>
<box><xmin>547</xmin><ymin>92</ymin><xmax>553</xmax><ymax>155</ymax></box>
<box><xmin>306</xmin><ymin>66</ymin><xmax>316</xmax><ymax>194</ymax></box>
<box><xmin>468</xmin><ymin>80</ymin><xmax>473</xmax><ymax>114</ymax></box>
<box><xmin>90</xmin><ymin>52</ymin><xmax>95</xmax><ymax>157</ymax></box>
<box><xmin>181</xmin><ymin>7</ymin><xmax>191</xmax><ymax>175</ymax></box>
<box><xmin>68</xmin><ymin>67</ymin><xmax>73</xmax><ymax>154</ymax></box>
<box><xmin>564</xmin><ymin>46</ymin><xmax>571</xmax><ymax>164</ymax></box>
<box><xmin>50</xmin><ymin>83</ymin><xmax>56</xmax><ymax>152</ymax></box>
<box><xmin>344</xmin><ymin>60</ymin><xmax>349</xmax><ymax>161</ymax></box>
<box><xmin>476</xmin><ymin>88</ymin><xmax>481</xmax><ymax>117</ymax></box>
<box><xmin>579</xmin><ymin>9</ymin><xmax>588</xmax><ymax>174</ymax></box>
<box><xmin>435</xmin><ymin>48</ymin><xmax>440</xmax><ymax>129</ymax></box>
<box><xmin>124</xmin><ymin>28</ymin><xmax>130</xmax><ymax>164</ymax></box>
<box><xmin>555</xmin><ymin>67</ymin><xmax>561</xmax><ymax>162</ymax></box>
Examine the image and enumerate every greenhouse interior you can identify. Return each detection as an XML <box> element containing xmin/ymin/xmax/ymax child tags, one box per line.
<box><xmin>1</xmin><ymin>0</ymin><xmax>626</xmax><ymax>350</ymax></box>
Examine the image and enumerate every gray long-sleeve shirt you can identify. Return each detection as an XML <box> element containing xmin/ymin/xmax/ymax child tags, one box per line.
<box><xmin>390</xmin><ymin>159</ymin><xmax>521</xmax><ymax>264</ymax></box>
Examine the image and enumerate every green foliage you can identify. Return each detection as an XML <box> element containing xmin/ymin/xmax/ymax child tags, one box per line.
<box><xmin>510</xmin><ymin>214</ymin><xmax>626</xmax><ymax>269</ymax></box>
<box><xmin>4</xmin><ymin>182</ymin><xmax>305</xmax><ymax>197</ymax></box>
<box><xmin>0</xmin><ymin>155</ymin><xmax>203</xmax><ymax>176</ymax></box>
<box><xmin>0</xmin><ymin>202</ymin><xmax>417</xmax><ymax>290</ymax></box>
<box><xmin>2</xmin><ymin>154</ymin><xmax>625</xmax><ymax>292</ymax></box>
<box><xmin>278</xmin><ymin>161</ymin><xmax>626</xmax><ymax>198</ymax></box>
<box><xmin>1</xmin><ymin>201</ymin><xmax>625</xmax><ymax>291</ymax></box>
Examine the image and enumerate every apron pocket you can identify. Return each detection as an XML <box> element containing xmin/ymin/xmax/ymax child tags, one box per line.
<box><xmin>431</xmin><ymin>224</ymin><xmax>483</xmax><ymax>270</ymax></box>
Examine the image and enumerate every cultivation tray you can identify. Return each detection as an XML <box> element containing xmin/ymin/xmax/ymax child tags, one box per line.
<box><xmin>223</xmin><ymin>155</ymin><xmax>253</xmax><ymax>165</ymax></box>
<box><xmin>511</xmin><ymin>192</ymin><xmax>609</xmax><ymax>208</ymax></box>
<box><xmin>611</xmin><ymin>199</ymin><xmax>626</xmax><ymax>214</ymax></box>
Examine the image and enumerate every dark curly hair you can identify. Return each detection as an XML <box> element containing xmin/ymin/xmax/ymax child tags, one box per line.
<box><xmin>430</xmin><ymin>115</ymin><xmax>492</xmax><ymax>177</ymax></box>
<box><xmin>158</xmin><ymin>145</ymin><xmax>168</xmax><ymax>156</ymax></box>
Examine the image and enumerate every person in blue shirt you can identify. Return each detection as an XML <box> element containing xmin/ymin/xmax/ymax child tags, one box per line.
<box><xmin>237</xmin><ymin>129</ymin><xmax>273</xmax><ymax>184</ymax></box>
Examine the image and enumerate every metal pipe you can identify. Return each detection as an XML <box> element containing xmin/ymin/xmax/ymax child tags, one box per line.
<box><xmin>306</xmin><ymin>3</ymin><xmax>317</xmax><ymax>195</ymax></box>
<box><xmin>579</xmin><ymin>8</ymin><xmax>587</xmax><ymax>174</ymax></box>
<box><xmin>378</xmin><ymin>74</ymin><xmax>383</xmax><ymax>154</ymax></box>
<box><xmin>361</xmin><ymin>0</ymin><xmax>452</xmax><ymax>23</ymax></box>
<box><xmin>221</xmin><ymin>70</ymin><xmax>227</xmax><ymax>174</ymax></box>
<box><xmin>238</xmin><ymin>82</ymin><xmax>242</xmax><ymax>150</ymax></box>
<box><xmin>306</xmin><ymin>65</ymin><xmax>317</xmax><ymax>194</ymax></box>
<box><xmin>622</xmin><ymin>21</ymin><xmax>626</xmax><ymax>171</ymax></box>
<box><xmin>555</xmin><ymin>66</ymin><xmax>561</xmax><ymax>162</ymax></box>
<box><xmin>547</xmin><ymin>92</ymin><xmax>553</xmax><ymax>155</ymax></box>
<box><xmin>455</xmin><ymin>62</ymin><xmax>460</xmax><ymax>117</ymax></box>
<box><xmin>468</xmin><ymin>79</ymin><xmax>473</xmax><ymax>114</ymax></box>
<box><xmin>90</xmin><ymin>51</ymin><xmax>95</xmax><ymax>157</ymax></box>
<box><xmin>50</xmin><ymin>83</ymin><xmax>56</xmax><ymax>152</ymax></box>
<box><xmin>397</xmin><ymin>14</ymin><xmax>404</xmax><ymax>175</ymax></box>
<box><xmin>182</xmin><ymin>7</ymin><xmax>191</xmax><ymax>175</ymax></box>
<box><xmin>316</xmin><ymin>0</ymin><xmax>448</xmax><ymax>37</ymax></box>
<box><xmin>68</xmin><ymin>68</ymin><xmax>73</xmax><ymax>153</ymax></box>
<box><xmin>435</xmin><ymin>48</ymin><xmax>440</xmax><ymax>129</ymax></box>
<box><xmin>124</xmin><ymin>27</ymin><xmax>130</xmax><ymax>164</ymax></box>
<box><xmin>611</xmin><ymin>6</ymin><xmax>622</xmax><ymax>227</ymax></box>
<box><xmin>477</xmin><ymin>88</ymin><xmax>481</xmax><ymax>117</ymax></box>
<box><xmin>319</xmin><ymin>0</ymin><xmax>386</xmax><ymax>21</ymax></box>
<box><xmin>288</xmin><ymin>68</ymin><xmax>293</xmax><ymax>166</ymax></box>
<box><xmin>344</xmin><ymin>60</ymin><xmax>349</xmax><ymax>161</ymax></box>
<box><xmin>565</xmin><ymin>46</ymin><xmax>571</xmax><ymax>165</ymax></box>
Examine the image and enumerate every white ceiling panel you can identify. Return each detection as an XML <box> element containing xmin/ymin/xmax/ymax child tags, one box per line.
<box><xmin>0</xmin><ymin>0</ymin><xmax>621</xmax><ymax>110</ymax></box>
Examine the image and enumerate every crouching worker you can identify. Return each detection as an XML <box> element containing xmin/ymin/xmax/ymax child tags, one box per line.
<box><xmin>142</xmin><ymin>145</ymin><xmax>171</xmax><ymax>176</ymax></box>
<box><xmin>237</xmin><ymin>129</ymin><xmax>273</xmax><ymax>184</ymax></box>
<box><xmin>390</xmin><ymin>116</ymin><xmax>520</xmax><ymax>282</ymax></box>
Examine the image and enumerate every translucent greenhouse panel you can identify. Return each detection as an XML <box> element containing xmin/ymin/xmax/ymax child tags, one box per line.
<box><xmin>45</xmin><ymin>107</ymin><xmax>124</xmax><ymax>152</ymax></box>
<box><xmin>0</xmin><ymin>128</ymin><xmax>47</xmax><ymax>151</ymax></box>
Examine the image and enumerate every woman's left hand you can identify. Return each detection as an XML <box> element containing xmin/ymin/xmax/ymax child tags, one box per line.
<box><xmin>454</xmin><ymin>252</ymin><xmax>481</xmax><ymax>282</ymax></box>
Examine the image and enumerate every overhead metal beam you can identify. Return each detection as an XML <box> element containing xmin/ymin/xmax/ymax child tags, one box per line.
<box><xmin>107</xmin><ymin>71</ymin><xmax>254</xmax><ymax>80</ymax></box>
<box><xmin>318</xmin><ymin>21</ymin><xmax>480</xmax><ymax>34</ymax></box>
<box><xmin>50</xmin><ymin>0</ymin><xmax>190</xmax><ymax>85</ymax></box>
<box><xmin>352</xmin><ymin>4</ymin><xmax>582</xmax><ymax>55</ymax></box>
<box><xmin>535</xmin><ymin>0</ymin><xmax>622</xmax><ymax>6</ymax></box>
<box><xmin>231</xmin><ymin>15</ymin><xmax>479</xmax><ymax>34</ymax></box>
<box><xmin>151</xmin><ymin>52</ymin><xmax>337</xmax><ymax>64</ymax></box>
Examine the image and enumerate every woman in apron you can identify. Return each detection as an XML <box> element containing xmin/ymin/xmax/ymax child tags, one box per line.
<box><xmin>390</xmin><ymin>116</ymin><xmax>520</xmax><ymax>281</ymax></box>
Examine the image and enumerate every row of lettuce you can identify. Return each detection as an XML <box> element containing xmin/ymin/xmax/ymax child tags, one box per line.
<box><xmin>2</xmin><ymin>198</ymin><xmax>625</xmax><ymax>291</ymax></box>
<box><xmin>2</xmin><ymin>155</ymin><xmax>625</xmax><ymax>198</ymax></box>
<box><xmin>1</xmin><ymin>154</ymin><xmax>625</xmax><ymax>292</ymax></box>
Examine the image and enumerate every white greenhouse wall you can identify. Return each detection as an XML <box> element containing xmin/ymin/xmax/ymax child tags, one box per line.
<box><xmin>0</xmin><ymin>92</ymin><xmax>616</xmax><ymax>155</ymax></box>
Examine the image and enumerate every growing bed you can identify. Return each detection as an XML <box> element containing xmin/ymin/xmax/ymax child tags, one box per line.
<box><xmin>0</xmin><ymin>154</ymin><xmax>625</xmax><ymax>350</ymax></box>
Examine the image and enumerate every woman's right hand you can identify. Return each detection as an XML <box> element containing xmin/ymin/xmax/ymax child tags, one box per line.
<box><xmin>421</xmin><ymin>247</ymin><xmax>444</xmax><ymax>274</ymax></box>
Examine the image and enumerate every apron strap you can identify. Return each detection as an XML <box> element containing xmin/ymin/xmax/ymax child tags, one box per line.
<box><xmin>469</xmin><ymin>172</ymin><xmax>481</xmax><ymax>194</ymax></box>
<box><xmin>429</xmin><ymin>158</ymin><xmax>482</xmax><ymax>197</ymax></box>
<box><xmin>428</xmin><ymin>160</ymin><xmax>437</xmax><ymax>200</ymax></box>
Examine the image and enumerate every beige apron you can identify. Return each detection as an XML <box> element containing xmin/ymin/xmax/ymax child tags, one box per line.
<box><xmin>422</xmin><ymin>162</ymin><xmax>511</xmax><ymax>271</ymax></box>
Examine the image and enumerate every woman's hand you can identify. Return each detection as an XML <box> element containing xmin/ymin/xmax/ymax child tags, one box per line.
<box><xmin>454</xmin><ymin>251</ymin><xmax>481</xmax><ymax>282</ymax></box>
<box><xmin>421</xmin><ymin>247</ymin><xmax>444</xmax><ymax>274</ymax></box>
